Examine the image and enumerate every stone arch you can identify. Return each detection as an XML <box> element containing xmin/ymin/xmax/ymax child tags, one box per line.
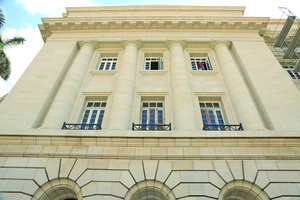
<box><xmin>124</xmin><ymin>180</ymin><xmax>176</xmax><ymax>200</ymax></box>
<box><xmin>219</xmin><ymin>180</ymin><xmax>270</xmax><ymax>200</ymax></box>
<box><xmin>32</xmin><ymin>178</ymin><xmax>82</xmax><ymax>200</ymax></box>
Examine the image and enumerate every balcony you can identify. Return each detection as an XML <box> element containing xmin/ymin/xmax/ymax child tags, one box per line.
<box><xmin>203</xmin><ymin>123</ymin><xmax>243</xmax><ymax>131</ymax></box>
<box><xmin>132</xmin><ymin>123</ymin><xmax>171</xmax><ymax>131</ymax></box>
<box><xmin>62</xmin><ymin>122</ymin><xmax>101</xmax><ymax>130</ymax></box>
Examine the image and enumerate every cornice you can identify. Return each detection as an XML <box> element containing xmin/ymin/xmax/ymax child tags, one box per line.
<box><xmin>39</xmin><ymin>17</ymin><xmax>269</xmax><ymax>42</ymax></box>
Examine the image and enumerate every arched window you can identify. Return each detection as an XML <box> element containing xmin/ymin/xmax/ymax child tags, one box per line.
<box><xmin>219</xmin><ymin>180</ymin><xmax>270</xmax><ymax>200</ymax></box>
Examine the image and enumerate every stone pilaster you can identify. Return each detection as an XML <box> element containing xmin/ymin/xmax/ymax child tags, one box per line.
<box><xmin>41</xmin><ymin>41</ymin><xmax>97</xmax><ymax>129</ymax></box>
<box><xmin>107</xmin><ymin>41</ymin><xmax>139</xmax><ymax>130</ymax></box>
<box><xmin>213</xmin><ymin>41</ymin><xmax>265</xmax><ymax>130</ymax></box>
<box><xmin>169</xmin><ymin>41</ymin><xmax>197</xmax><ymax>130</ymax></box>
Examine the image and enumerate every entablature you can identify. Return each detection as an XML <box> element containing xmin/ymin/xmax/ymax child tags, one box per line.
<box><xmin>39</xmin><ymin>16</ymin><xmax>269</xmax><ymax>42</ymax></box>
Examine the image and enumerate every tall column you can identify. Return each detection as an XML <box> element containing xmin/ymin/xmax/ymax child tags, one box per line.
<box><xmin>42</xmin><ymin>41</ymin><xmax>96</xmax><ymax>129</ymax></box>
<box><xmin>169</xmin><ymin>41</ymin><xmax>197</xmax><ymax>130</ymax></box>
<box><xmin>107</xmin><ymin>41</ymin><xmax>139</xmax><ymax>130</ymax></box>
<box><xmin>213</xmin><ymin>41</ymin><xmax>265</xmax><ymax>130</ymax></box>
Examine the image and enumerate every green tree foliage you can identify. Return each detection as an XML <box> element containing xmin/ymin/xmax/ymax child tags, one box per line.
<box><xmin>0</xmin><ymin>9</ymin><xmax>26</xmax><ymax>80</ymax></box>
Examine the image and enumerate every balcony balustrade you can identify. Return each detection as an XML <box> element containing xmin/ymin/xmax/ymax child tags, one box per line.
<box><xmin>132</xmin><ymin>123</ymin><xmax>171</xmax><ymax>131</ymax></box>
<box><xmin>203</xmin><ymin>123</ymin><xmax>243</xmax><ymax>131</ymax></box>
<box><xmin>62</xmin><ymin>122</ymin><xmax>101</xmax><ymax>130</ymax></box>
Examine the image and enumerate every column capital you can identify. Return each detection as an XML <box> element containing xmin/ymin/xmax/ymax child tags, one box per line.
<box><xmin>212</xmin><ymin>40</ymin><xmax>231</xmax><ymax>50</ymax></box>
<box><xmin>78</xmin><ymin>40</ymin><xmax>99</xmax><ymax>50</ymax></box>
<box><xmin>167</xmin><ymin>40</ymin><xmax>186</xmax><ymax>49</ymax></box>
<box><xmin>123</xmin><ymin>40</ymin><xmax>141</xmax><ymax>49</ymax></box>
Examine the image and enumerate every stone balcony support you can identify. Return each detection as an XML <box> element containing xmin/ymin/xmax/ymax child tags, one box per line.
<box><xmin>214</xmin><ymin>41</ymin><xmax>265</xmax><ymax>130</ymax></box>
<box><xmin>107</xmin><ymin>41</ymin><xmax>139</xmax><ymax>130</ymax></box>
<box><xmin>41</xmin><ymin>41</ymin><xmax>96</xmax><ymax>129</ymax></box>
<box><xmin>169</xmin><ymin>41</ymin><xmax>197</xmax><ymax>130</ymax></box>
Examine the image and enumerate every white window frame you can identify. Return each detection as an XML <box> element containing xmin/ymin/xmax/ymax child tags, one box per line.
<box><xmin>140</xmin><ymin>101</ymin><xmax>165</xmax><ymax>125</ymax></box>
<box><xmin>190</xmin><ymin>57</ymin><xmax>213</xmax><ymax>70</ymax></box>
<box><xmin>81</xmin><ymin>101</ymin><xmax>106</xmax><ymax>125</ymax></box>
<box><xmin>97</xmin><ymin>58</ymin><xmax>117</xmax><ymax>70</ymax></box>
<box><xmin>144</xmin><ymin>57</ymin><xmax>163</xmax><ymax>70</ymax></box>
<box><xmin>200</xmin><ymin>101</ymin><xmax>225</xmax><ymax>125</ymax></box>
<box><xmin>282</xmin><ymin>65</ymin><xmax>300</xmax><ymax>80</ymax></box>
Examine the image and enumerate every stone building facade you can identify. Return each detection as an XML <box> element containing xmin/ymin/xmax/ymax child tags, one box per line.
<box><xmin>0</xmin><ymin>6</ymin><xmax>300</xmax><ymax>200</ymax></box>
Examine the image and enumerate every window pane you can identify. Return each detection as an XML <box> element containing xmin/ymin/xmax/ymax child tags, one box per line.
<box><xmin>213</xmin><ymin>103</ymin><xmax>219</xmax><ymax>107</ymax></box>
<box><xmin>157</xmin><ymin>103</ymin><xmax>163</xmax><ymax>107</ymax></box>
<box><xmin>105</xmin><ymin>62</ymin><xmax>111</xmax><ymax>70</ymax></box>
<box><xmin>94</xmin><ymin>103</ymin><xmax>100</xmax><ymax>107</ymax></box>
<box><xmin>101</xmin><ymin>102</ymin><xmax>106</xmax><ymax>107</ymax></box>
<box><xmin>200</xmin><ymin>103</ymin><xmax>205</xmax><ymax>108</ymax></box>
<box><xmin>206</xmin><ymin>103</ymin><xmax>213</xmax><ymax>107</ymax></box>
<box><xmin>87</xmin><ymin>103</ymin><xmax>93</xmax><ymax>107</ymax></box>
<box><xmin>143</xmin><ymin>103</ymin><xmax>148</xmax><ymax>107</ymax></box>
<box><xmin>142</xmin><ymin>110</ymin><xmax>147</xmax><ymax>114</ymax></box>
<box><xmin>150</xmin><ymin>103</ymin><xmax>156</xmax><ymax>107</ymax></box>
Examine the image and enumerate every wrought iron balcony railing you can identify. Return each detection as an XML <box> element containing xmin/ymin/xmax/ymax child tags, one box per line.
<box><xmin>132</xmin><ymin>123</ymin><xmax>171</xmax><ymax>131</ymax></box>
<box><xmin>203</xmin><ymin>123</ymin><xmax>243</xmax><ymax>131</ymax></box>
<box><xmin>62</xmin><ymin>122</ymin><xmax>101</xmax><ymax>130</ymax></box>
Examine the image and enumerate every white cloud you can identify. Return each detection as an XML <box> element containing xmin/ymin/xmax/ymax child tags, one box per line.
<box><xmin>16</xmin><ymin>0</ymin><xmax>100</xmax><ymax>17</ymax></box>
<box><xmin>0</xmin><ymin>25</ymin><xmax>43</xmax><ymax>97</ymax></box>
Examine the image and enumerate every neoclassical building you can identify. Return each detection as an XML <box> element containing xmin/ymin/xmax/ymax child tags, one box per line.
<box><xmin>0</xmin><ymin>6</ymin><xmax>300</xmax><ymax>200</ymax></box>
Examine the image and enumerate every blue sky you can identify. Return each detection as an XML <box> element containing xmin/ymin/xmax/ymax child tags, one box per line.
<box><xmin>0</xmin><ymin>0</ymin><xmax>300</xmax><ymax>97</ymax></box>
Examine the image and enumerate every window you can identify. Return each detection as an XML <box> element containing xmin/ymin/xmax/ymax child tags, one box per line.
<box><xmin>81</xmin><ymin>101</ymin><xmax>106</xmax><ymax>126</ymax></box>
<box><xmin>191</xmin><ymin>57</ymin><xmax>212</xmax><ymax>70</ymax></box>
<box><xmin>144</xmin><ymin>57</ymin><xmax>163</xmax><ymax>70</ymax></box>
<box><xmin>140</xmin><ymin>102</ymin><xmax>164</xmax><ymax>125</ymax></box>
<box><xmin>97</xmin><ymin>58</ymin><xmax>117</xmax><ymax>70</ymax></box>
<box><xmin>200</xmin><ymin>102</ymin><xmax>224</xmax><ymax>129</ymax></box>
<box><xmin>282</xmin><ymin>65</ymin><xmax>300</xmax><ymax>79</ymax></box>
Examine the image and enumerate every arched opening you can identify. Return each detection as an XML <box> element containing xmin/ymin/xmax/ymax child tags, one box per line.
<box><xmin>132</xmin><ymin>187</ymin><xmax>169</xmax><ymax>200</ymax></box>
<box><xmin>223</xmin><ymin>188</ymin><xmax>260</xmax><ymax>200</ymax></box>
<box><xmin>219</xmin><ymin>180</ymin><xmax>270</xmax><ymax>200</ymax></box>
<box><xmin>124</xmin><ymin>180</ymin><xmax>175</xmax><ymax>200</ymax></box>
<box><xmin>41</xmin><ymin>186</ymin><xmax>78</xmax><ymax>200</ymax></box>
<box><xmin>32</xmin><ymin>178</ymin><xmax>82</xmax><ymax>200</ymax></box>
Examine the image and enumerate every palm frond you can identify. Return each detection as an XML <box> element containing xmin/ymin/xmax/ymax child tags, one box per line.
<box><xmin>2</xmin><ymin>37</ymin><xmax>26</xmax><ymax>49</ymax></box>
<box><xmin>0</xmin><ymin>9</ymin><xmax>5</xmax><ymax>29</ymax></box>
<box><xmin>0</xmin><ymin>51</ymin><xmax>11</xmax><ymax>80</ymax></box>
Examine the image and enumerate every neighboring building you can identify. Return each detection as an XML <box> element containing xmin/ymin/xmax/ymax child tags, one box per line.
<box><xmin>0</xmin><ymin>5</ymin><xmax>300</xmax><ymax>200</ymax></box>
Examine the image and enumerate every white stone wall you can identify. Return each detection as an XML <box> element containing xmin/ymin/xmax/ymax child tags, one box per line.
<box><xmin>0</xmin><ymin>156</ymin><xmax>299</xmax><ymax>199</ymax></box>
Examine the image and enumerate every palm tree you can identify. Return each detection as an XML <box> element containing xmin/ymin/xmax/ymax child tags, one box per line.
<box><xmin>0</xmin><ymin>8</ymin><xmax>25</xmax><ymax>80</ymax></box>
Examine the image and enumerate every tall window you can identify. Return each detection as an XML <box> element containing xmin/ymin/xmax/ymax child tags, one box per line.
<box><xmin>98</xmin><ymin>58</ymin><xmax>117</xmax><ymax>70</ymax></box>
<box><xmin>140</xmin><ymin>102</ymin><xmax>164</xmax><ymax>125</ymax></box>
<box><xmin>191</xmin><ymin>57</ymin><xmax>212</xmax><ymax>70</ymax></box>
<box><xmin>200</xmin><ymin>102</ymin><xmax>224</xmax><ymax>126</ymax></box>
<box><xmin>282</xmin><ymin>65</ymin><xmax>300</xmax><ymax>80</ymax></box>
<box><xmin>144</xmin><ymin>57</ymin><xmax>163</xmax><ymax>70</ymax></box>
<box><xmin>81</xmin><ymin>102</ymin><xmax>106</xmax><ymax>125</ymax></box>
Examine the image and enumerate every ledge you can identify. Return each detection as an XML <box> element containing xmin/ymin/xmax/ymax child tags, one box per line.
<box><xmin>139</xmin><ymin>70</ymin><xmax>168</xmax><ymax>76</ymax></box>
<box><xmin>90</xmin><ymin>70</ymin><xmax>117</xmax><ymax>76</ymax></box>
<box><xmin>190</xmin><ymin>70</ymin><xmax>218</xmax><ymax>76</ymax></box>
